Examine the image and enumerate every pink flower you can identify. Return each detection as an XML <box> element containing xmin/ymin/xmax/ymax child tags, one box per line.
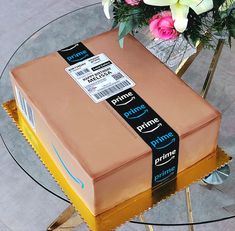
<box><xmin>125</xmin><ymin>0</ymin><xmax>141</xmax><ymax>6</ymax></box>
<box><xmin>149</xmin><ymin>11</ymin><xmax>179</xmax><ymax>40</ymax></box>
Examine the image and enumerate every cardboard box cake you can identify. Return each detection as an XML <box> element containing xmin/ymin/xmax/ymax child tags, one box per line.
<box><xmin>10</xmin><ymin>30</ymin><xmax>221</xmax><ymax>216</ymax></box>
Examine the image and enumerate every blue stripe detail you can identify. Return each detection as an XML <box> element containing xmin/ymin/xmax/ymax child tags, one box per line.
<box><xmin>128</xmin><ymin>109</ymin><xmax>148</xmax><ymax>119</ymax></box>
<box><xmin>68</xmin><ymin>54</ymin><xmax>90</xmax><ymax>62</ymax></box>
<box><xmin>155</xmin><ymin>138</ymin><xmax>176</xmax><ymax>150</ymax></box>
<box><xmin>52</xmin><ymin>144</ymin><xmax>84</xmax><ymax>189</ymax></box>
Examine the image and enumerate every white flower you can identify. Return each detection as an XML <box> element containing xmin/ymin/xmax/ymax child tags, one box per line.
<box><xmin>143</xmin><ymin>0</ymin><xmax>214</xmax><ymax>32</ymax></box>
<box><xmin>102</xmin><ymin>0</ymin><xmax>114</xmax><ymax>19</ymax></box>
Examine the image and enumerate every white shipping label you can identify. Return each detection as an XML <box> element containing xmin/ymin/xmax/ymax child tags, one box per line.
<box><xmin>65</xmin><ymin>53</ymin><xmax>135</xmax><ymax>103</ymax></box>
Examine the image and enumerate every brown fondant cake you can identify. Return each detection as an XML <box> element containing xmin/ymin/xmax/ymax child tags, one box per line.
<box><xmin>10</xmin><ymin>30</ymin><xmax>220</xmax><ymax>216</ymax></box>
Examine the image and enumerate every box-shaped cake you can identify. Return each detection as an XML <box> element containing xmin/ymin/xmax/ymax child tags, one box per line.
<box><xmin>10</xmin><ymin>30</ymin><xmax>220</xmax><ymax>216</ymax></box>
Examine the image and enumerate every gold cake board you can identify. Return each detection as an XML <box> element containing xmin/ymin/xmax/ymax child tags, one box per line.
<box><xmin>2</xmin><ymin>100</ymin><xmax>232</xmax><ymax>231</ymax></box>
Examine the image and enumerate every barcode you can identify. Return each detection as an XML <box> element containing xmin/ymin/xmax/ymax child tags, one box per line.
<box><xmin>112</xmin><ymin>72</ymin><xmax>124</xmax><ymax>81</ymax></box>
<box><xmin>75</xmin><ymin>68</ymin><xmax>90</xmax><ymax>77</ymax></box>
<box><xmin>15</xmin><ymin>86</ymin><xmax>35</xmax><ymax>129</ymax></box>
<box><xmin>94</xmin><ymin>80</ymin><xmax>131</xmax><ymax>100</ymax></box>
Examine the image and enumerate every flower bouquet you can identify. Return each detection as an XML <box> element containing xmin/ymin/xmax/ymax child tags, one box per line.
<box><xmin>102</xmin><ymin>0</ymin><xmax>235</xmax><ymax>49</ymax></box>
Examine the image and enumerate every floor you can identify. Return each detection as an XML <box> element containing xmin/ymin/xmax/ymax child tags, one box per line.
<box><xmin>0</xmin><ymin>1</ymin><xmax>235</xmax><ymax>231</ymax></box>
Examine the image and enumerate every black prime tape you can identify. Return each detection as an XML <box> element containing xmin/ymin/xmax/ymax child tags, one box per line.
<box><xmin>58</xmin><ymin>42</ymin><xmax>179</xmax><ymax>187</ymax></box>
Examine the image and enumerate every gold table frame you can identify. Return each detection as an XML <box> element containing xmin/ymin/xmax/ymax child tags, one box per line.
<box><xmin>2</xmin><ymin>39</ymin><xmax>231</xmax><ymax>231</ymax></box>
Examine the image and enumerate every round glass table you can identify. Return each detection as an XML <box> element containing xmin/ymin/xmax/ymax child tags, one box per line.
<box><xmin>0</xmin><ymin>3</ymin><xmax>235</xmax><ymax>230</ymax></box>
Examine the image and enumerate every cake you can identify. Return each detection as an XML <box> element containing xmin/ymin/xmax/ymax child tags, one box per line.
<box><xmin>10</xmin><ymin>30</ymin><xmax>221</xmax><ymax>216</ymax></box>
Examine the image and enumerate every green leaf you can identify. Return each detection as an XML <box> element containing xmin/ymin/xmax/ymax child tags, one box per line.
<box><xmin>119</xmin><ymin>37</ymin><xmax>124</xmax><ymax>48</ymax></box>
<box><xmin>118</xmin><ymin>20</ymin><xmax>134</xmax><ymax>39</ymax></box>
<box><xmin>112</xmin><ymin>19</ymin><xmax>118</xmax><ymax>29</ymax></box>
<box><xmin>227</xmin><ymin>11</ymin><xmax>235</xmax><ymax>38</ymax></box>
<box><xmin>118</xmin><ymin>19</ymin><xmax>136</xmax><ymax>48</ymax></box>
<box><xmin>228</xmin><ymin>26</ymin><xmax>235</xmax><ymax>37</ymax></box>
<box><xmin>220</xmin><ymin>10</ymin><xmax>228</xmax><ymax>19</ymax></box>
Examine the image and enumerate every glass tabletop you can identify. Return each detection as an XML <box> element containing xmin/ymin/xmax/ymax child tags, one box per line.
<box><xmin>0</xmin><ymin>3</ymin><xmax>235</xmax><ymax>230</ymax></box>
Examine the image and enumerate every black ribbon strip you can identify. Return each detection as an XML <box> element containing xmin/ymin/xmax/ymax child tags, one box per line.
<box><xmin>58</xmin><ymin>42</ymin><xmax>179</xmax><ymax>187</ymax></box>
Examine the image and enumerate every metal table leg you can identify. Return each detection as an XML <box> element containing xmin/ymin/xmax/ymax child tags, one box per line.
<box><xmin>200</xmin><ymin>39</ymin><xmax>230</xmax><ymax>185</ymax></box>
<box><xmin>139</xmin><ymin>214</ymin><xmax>154</xmax><ymax>231</ymax></box>
<box><xmin>47</xmin><ymin>205</ymin><xmax>83</xmax><ymax>231</ymax></box>
<box><xmin>200</xmin><ymin>39</ymin><xmax>225</xmax><ymax>99</ymax></box>
<box><xmin>185</xmin><ymin>187</ymin><xmax>194</xmax><ymax>231</ymax></box>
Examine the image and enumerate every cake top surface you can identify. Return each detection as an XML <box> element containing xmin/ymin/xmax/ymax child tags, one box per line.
<box><xmin>11</xmin><ymin>30</ymin><xmax>220</xmax><ymax>179</ymax></box>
